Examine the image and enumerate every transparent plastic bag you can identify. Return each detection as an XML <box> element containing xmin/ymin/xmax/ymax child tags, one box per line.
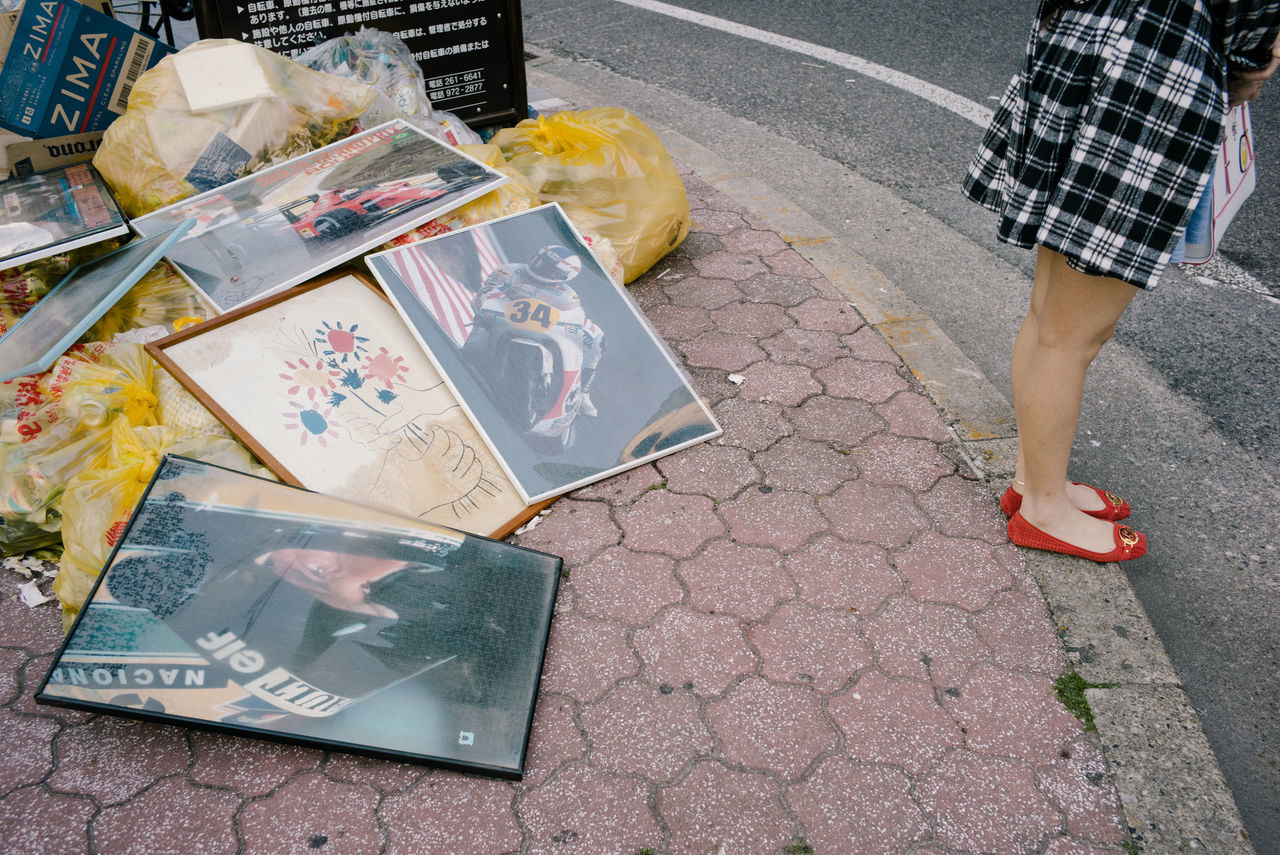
<box><xmin>93</xmin><ymin>39</ymin><xmax>377</xmax><ymax>217</ymax></box>
<box><xmin>492</xmin><ymin>108</ymin><xmax>690</xmax><ymax>283</ymax></box>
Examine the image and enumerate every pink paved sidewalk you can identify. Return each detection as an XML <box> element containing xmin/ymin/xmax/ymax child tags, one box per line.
<box><xmin>0</xmin><ymin>168</ymin><xmax>1130</xmax><ymax>854</ymax></box>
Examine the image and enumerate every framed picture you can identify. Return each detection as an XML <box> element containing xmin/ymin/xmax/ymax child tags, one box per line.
<box><xmin>130</xmin><ymin>120</ymin><xmax>507</xmax><ymax>313</ymax></box>
<box><xmin>0</xmin><ymin>162</ymin><xmax>129</xmax><ymax>269</ymax></box>
<box><xmin>366</xmin><ymin>204</ymin><xmax>722</xmax><ymax>503</ymax></box>
<box><xmin>36</xmin><ymin>455</ymin><xmax>561</xmax><ymax>778</ymax></box>
<box><xmin>146</xmin><ymin>270</ymin><xmax>542</xmax><ymax>539</ymax></box>
<box><xmin>0</xmin><ymin>220</ymin><xmax>194</xmax><ymax>382</ymax></box>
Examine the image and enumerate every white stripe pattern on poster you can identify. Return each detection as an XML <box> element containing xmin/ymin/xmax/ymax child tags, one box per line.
<box><xmin>392</xmin><ymin>248</ymin><xmax>475</xmax><ymax>348</ymax></box>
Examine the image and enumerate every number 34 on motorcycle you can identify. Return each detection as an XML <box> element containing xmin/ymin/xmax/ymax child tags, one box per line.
<box><xmin>504</xmin><ymin>299</ymin><xmax>560</xmax><ymax>332</ymax></box>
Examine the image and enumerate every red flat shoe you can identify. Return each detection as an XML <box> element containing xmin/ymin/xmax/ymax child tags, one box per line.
<box><xmin>1007</xmin><ymin>511</ymin><xmax>1147</xmax><ymax>562</ymax></box>
<box><xmin>999</xmin><ymin>483</ymin><xmax>1130</xmax><ymax>521</ymax></box>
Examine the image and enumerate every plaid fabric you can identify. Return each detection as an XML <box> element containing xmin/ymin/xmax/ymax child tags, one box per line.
<box><xmin>964</xmin><ymin>0</ymin><xmax>1280</xmax><ymax>288</ymax></box>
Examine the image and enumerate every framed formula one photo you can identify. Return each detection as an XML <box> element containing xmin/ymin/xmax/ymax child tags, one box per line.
<box><xmin>365</xmin><ymin>203</ymin><xmax>722</xmax><ymax>503</ymax></box>
<box><xmin>36</xmin><ymin>455</ymin><xmax>562</xmax><ymax>778</ymax></box>
<box><xmin>129</xmin><ymin>120</ymin><xmax>507</xmax><ymax>314</ymax></box>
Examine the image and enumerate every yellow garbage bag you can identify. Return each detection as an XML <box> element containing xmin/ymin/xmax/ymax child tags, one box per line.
<box><xmin>93</xmin><ymin>39</ymin><xmax>376</xmax><ymax>217</ymax></box>
<box><xmin>54</xmin><ymin>416</ymin><xmax>269</xmax><ymax>626</ymax></box>
<box><xmin>492</xmin><ymin>107</ymin><xmax>690</xmax><ymax>283</ymax></box>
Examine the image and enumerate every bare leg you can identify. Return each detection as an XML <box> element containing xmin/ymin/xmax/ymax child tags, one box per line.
<box><xmin>1009</xmin><ymin>246</ymin><xmax>1138</xmax><ymax>552</ymax></box>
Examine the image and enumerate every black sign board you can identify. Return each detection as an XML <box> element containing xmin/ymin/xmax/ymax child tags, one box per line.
<box><xmin>193</xmin><ymin>0</ymin><xmax>528</xmax><ymax>128</ymax></box>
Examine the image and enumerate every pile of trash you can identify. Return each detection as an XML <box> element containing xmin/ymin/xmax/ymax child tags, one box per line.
<box><xmin>0</xmin><ymin>27</ymin><xmax>690</xmax><ymax>627</ymax></box>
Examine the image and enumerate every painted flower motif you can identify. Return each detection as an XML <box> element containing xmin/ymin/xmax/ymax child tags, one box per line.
<box><xmin>279</xmin><ymin>358</ymin><xmax>336</xmax><ymax>402</ymax></box>
<box><xmin>316</xmin><ymin>320</ymin><xmax>370</xmax><ymax>364</ymax></box>
<box><xmin>362</xmin><ymin>347</ymin><xmax>408</xmax><ymax>388</ymax></box>
<box><xmin>338</xmin><ymin>368</ymin><xmax>365</xmax><ymax>390</ymax></box>
<box><xmin>282</xmin><ymin>401</ymin><xmax>339</xmax><ymax>447</ymax></box>
<box><xmin>375</xmin><ymin>388</ymin><xmax>398</xmax><ymax>405</ymax></box>
<box><xmin>327</xmin><ymin>391</ymin><xmax>348</xmax><ymax>407</ymax></box>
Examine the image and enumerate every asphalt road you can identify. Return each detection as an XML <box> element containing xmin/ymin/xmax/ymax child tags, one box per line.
<box><xmin>521</xmin><ymin>0</ymin><xmax>1280</xmax><ymax>849</ymax></box>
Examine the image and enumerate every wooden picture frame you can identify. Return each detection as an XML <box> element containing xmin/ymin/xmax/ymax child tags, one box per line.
<box><xmin>146</xmin><ymin>269</ymin><xmax>546</xmax><ymax>539</ymax></box>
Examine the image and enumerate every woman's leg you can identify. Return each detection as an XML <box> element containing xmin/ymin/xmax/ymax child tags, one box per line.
<box><xmin>1009</xmin><ymin>246</ymin><xmax>1138</xmax><ymax>552</ymax></box>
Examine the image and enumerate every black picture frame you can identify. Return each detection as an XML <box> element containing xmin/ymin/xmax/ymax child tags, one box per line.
<box><xmin>192</xmin><ymin>0</ymin><xmax>529</xmax><ymax>128</ymax></box>
<box><xmin>35</xmin><ymin>455</ymin><xmax>561</xmax><ymax>778</ymax></box>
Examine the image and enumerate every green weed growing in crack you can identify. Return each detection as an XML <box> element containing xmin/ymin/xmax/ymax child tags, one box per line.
<box><xmin>1054</xmin><ymin>669</ymin><xmax>1116</xmax><ymax>731</ymax></box>
<box><xmin>783</xmin><ymin>838</ymin><xmax>815</xmax><ymax>855</ymax></box>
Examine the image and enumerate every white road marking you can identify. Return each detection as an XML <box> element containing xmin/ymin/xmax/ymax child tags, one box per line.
<box><xmin>609</xmin><ymin>0</ymin><xmax>996</xmax><ymax>127</ymax></box>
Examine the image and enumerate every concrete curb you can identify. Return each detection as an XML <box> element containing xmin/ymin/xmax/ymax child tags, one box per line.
<box><xmin>525</xmin><ymin>47</ymin><xmax>1254</xmax><ymax>854</ymax></box>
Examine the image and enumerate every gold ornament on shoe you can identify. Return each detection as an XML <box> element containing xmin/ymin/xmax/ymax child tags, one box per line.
<box><xmin>1103</xmin><ymin>490</ymin><xmax>1124</xmax><ymax>508</ymax></box>
<box><xmin>1117</xmin><ymin>526</ymin><xmax>1139</xmax><ymax>548</ymax></box>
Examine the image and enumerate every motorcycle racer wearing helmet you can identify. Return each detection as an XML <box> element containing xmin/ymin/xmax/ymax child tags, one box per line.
<box><xmin>474</xmin><ymin>245</ymin><xmax>606</xmax><ymax>418</ymax></box>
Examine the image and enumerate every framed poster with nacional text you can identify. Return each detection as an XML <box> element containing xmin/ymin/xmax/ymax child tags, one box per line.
<box><xmin>36</xmin><ymin>455</ymin><xmax>562</xmax><ymax>778</ymax></box>
<box><xmin>193</xmin><ymin>0</ymin><xmax>528</xmax><ymax>127</ymax></box>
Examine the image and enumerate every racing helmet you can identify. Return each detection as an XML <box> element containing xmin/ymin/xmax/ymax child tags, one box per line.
<box><xmin>528</xmin><ymin>245</ymin><xmax>582</xmax><ymax>284</ymax></box>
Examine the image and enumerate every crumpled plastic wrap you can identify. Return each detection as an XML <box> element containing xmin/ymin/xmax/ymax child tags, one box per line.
<box><xmin>491</xmin><ymin>107</ymin><xmax>690</xmax><ymax>283</ymax></box>
<box><xmin>296</xmin><ymin>27</ymin><xmax>483</xmax><ymax>146</ymax></box>
<box><xmin>82</xmin><ymin>261</ymin><xmax>206</xmax><ymax>343</ymax></box>
<box><xmin>55</xmin><ymin>415</ymin><xmax>270</xmax><ymax>627</ymax></box>
<box><xmin>93</xmin><ymin>39</ymin><xmax>377</xmax><ymax>218</ymax></box>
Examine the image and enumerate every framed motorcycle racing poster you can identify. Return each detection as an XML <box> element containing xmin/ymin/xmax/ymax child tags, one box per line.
<box><xmin>146</xmin><ymin>270</ymin><xmax>546</xmax><ymax>539</ymax></box>
<box><xmin>366</xmin><ymin>203</ymin><xmax>722</xmax><ymax>503</ymax></box>
<box><xmin>36</xmin><ymin>455</ymin><xmax>562</xmax><ymax>778</ymax></box>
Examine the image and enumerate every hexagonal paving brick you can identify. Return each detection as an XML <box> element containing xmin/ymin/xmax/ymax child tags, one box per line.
<box><xmin>785</xmin><ymin>536</ymin><xmax>902</xmax><ymax>613</ymax></box>
<box><xmin>919</xmin><ymin>475</ymin><xmax>1011</xmax><ymax>545</ymax></box>
<box><xmin>680</xmin><ymin>330</ymin><xmax>766</xmax><ymax>372</ymax></box>
<box><xmin>720</xmin><ymin>227</ymin><xmax>789</xmax><ymax>256</ymax></box>
<box><xmin>718</xmin><ymin>489</ymin><xmax>828</xmax><ymax>552</ymax></box>
<box><xmin>690</xmin><ymin>209</ymin><xmax>747</xmax><ymax>235</ymax></box>
<box><xmin>0</xmin><ymin>582</ymin><xmax>63</xmax><ymax>651</ymax></box>
<box><xmin>894</xmin><ymin>531</ymin><xmax>1011</xmax><ymax>612</ymax></box>
<box><xmin>764</xmin><ymin>248</ymin><xmax>823</xmax><ymax>278</ymax></box>
<box><xmin>513</xmin><ymin>499</ymin><xmax>620</xmax><ymax>566</ymax></box>
<box><xmin>0</xmin><ymin>708</ymin><xmax>58</xmax><ymax>796</ymax></box>
<box><xmin>0</xmin><ymin>785</ymin><xmax>94</xmax><ymax>855</ymax></box>
<box><xmin>787</xmin><ymin>396</ymin><xmax>884</xmax><ymax>451</ymax></box>
<box><xmin>518</xmin><ymin>695</ymin><xmax>586</xmax><ymax>789</ymax></box>
<box><xmin>710</xmin><ymin>300</ymin><xmax>793</xmax><ymax>337</ymax></box>
<box><xmin>787</xmin><ymin>757</ymin><xmax>930</xmax><ymax>853</ymax></box>
<box><xmin>1037</xmin><ymin>734</ymin><xmax>1128</xmax><ymax>844</ymax></box>
<box><xmin>570</xmin><ymin>464</ymin><xmax>664</xmax><ymax>505</ymax></box>
<box><xmin>579</xmin><ymin>681</ymin><xmax>712</xmax><ymax>783</ymax></box>
<box><xmin>875</xmin><ymin>390</ymin><xmax>954</xmax><ymax>442</ymax></box>
<box><xmin>676</xmin><ymin>540</ymin><xmax>794</xmax><ymax>622</ymax></box>
<box><xmin>517</xmin><ymin>762</ymin><xmax>661</xmax><ymax>855</ymax></box>
<box><xmin>656</xmin><ymin>442</ymin><xmax>760</xmax><ymax>500</ymax></box>
<box><xmin>749</xmin><ymin>601</ymin><xmax>872</xmax><ymax>693</ymax></box>
<box><xmin>819</xmin><ymin>480</ymin><xmax>928</xmax><ymax>549</ymax></box>
<box><xmin>380</xmin><ymin>771</ymin><xmax>521</xmax><ymax>855</ymax></box>
<box><xmin>627</xmin><ymin>276</ymin><xmax>671</xmax><ymax>312</ymax></box>
<box><xmin>679</xmin><ymin>231</ymin><xmax>727</xmax><ymax>258</ymax></box>
<box><xmin>849</xmin><ymin>433</ymin><xmax>956</xmax><ymax>492</ymax></box>
<box><xmin>322</xmin><ymin>753</ymin><xmax>425</xmax><ymax>795</ymax></box>
<box><xmin>658</xmin><ymin>760</ymin><xmax>794</xmax><ymax>855</ymax></box>
<box><xmin>0</xmin><ymin>647</ymin><xmax>25</xmax><ymax>705</ymax></box>
<box><xmin>827</xmin><ymin>670</ymin><xmax>963</xmax><ymax>775</ymax></box>
<box><xmin>47</xmin><ymin>718</ymin><xmax>190</xmax><ymax>806</ymax></box>
<box><xmin>916</xmin><ymin>752</ymin><xmax>1064</xmax><ymax>855</ymax></box>
<box><xmin>616</xmin><ymin>491</ymin><xmax>724</xmax><ymax>557</ymax></box>
<box><xmin>693</xmin><ymin>251</ymin><xmax>770</xmax><ymax>281</ymax></box>
<box><xmin>537</xmin><ymin>613</ymin><xmax>639</xmax><ymax>704</ymax></box>
<box><xmin>788</xmin><ymin>297</ymin><xmax>865</xmax><ymax>334</ymax></box>
<box><xmin>712</xmin><ymin>399</ymin><xmax>793</xmax><ymax>453</ymax></box>
<box><xmin>815</xmin><ymin>357</ymin><xmax>908</xmax><ymax>403</ymax></box>
<box><xmin>706</xmin><ymin>677</ymin><xmax>836</xmax><ymax>780</ymax></box>
<box><xmin>1042</xmin><ymin>839</ymin><xmax>1125</xmax><ymax>855</ymax></box>
<box><xmin>760</xmin><ymin>328</ymin><xmax>847</xmax><ymax>369</ymax></box>
<box><xmin>666</xmin><ymin>276</ymin><xmax>744</xmax><ymax>310</ymax></box>
<box><xmin>946</xmin><ymin>665</ymin><xmax>1083</xmax><ymax>764</ymax></box>
<box><xmin>755</xmin><ymin>436</ymin><xmax>859</xmax><ymax>495</ymax></box>
<box><xmin>738</xmin><ymin>272</ymin><xmax>819</xmax><ymax>306</ymax></box>
<box><xmin>570</xmin><ymin>547</ymin><xmax>683</xmax><ymax>624</ymax></box>
<box><xmin>11</xmin><ymin>654</ymin><xmax>93</xmax><ymax>724</ymax></box>
<box><xmin>642</xmin><ymin>303</ymin><xmax>713</xmax><ymax>343</ymax></box>
<box><xmin>974</xmin><ymin>589</ymin><xmax>1068</xmax><ymax>677</ymax></box>
<box><xmin>94</xmin><ymin>776</ymin><xmax>241</xmax><ymax>855</ymax></box>
<box><xmin>863</xmin><ymin>597</ymin><xmax>991</xmax><ymax>688</ymax></box>
<box><xmin>841</xmin><ymin>325</ymin><xmax>904</xmax><ymax>364</ymax></box>
<box><xmin>633</xmin><ymin>608</ymin><xmax>757</xmax><ymax>698</ymax></box>
<box><xmin>189</xmin><ymin>731</ymin><xmax>321</xmax><ymax>797</ymax></box>
<box><xmin>736</xmin><ymin>362</ymin><xmax>821</xmax><ymax>407</ymax></box>
<box><xmin>239</xmin><ymin>771</ymin><xmax>382</xmax><ymax>855</ymax></box>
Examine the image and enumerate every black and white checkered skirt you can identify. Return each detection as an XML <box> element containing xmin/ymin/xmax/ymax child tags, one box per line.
<box><xmin>963</xmin><ymin>0</ymin><xmax>1277</xmax><ymax>288</ymax></box>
